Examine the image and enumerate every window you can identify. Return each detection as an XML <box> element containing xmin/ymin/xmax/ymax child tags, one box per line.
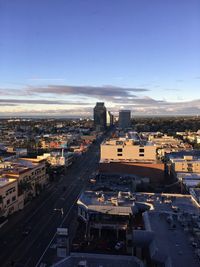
<box><xmin>117</xmin><ymin>153</ymin><xmax>123</xmax><ymax>156</ymax></box>
<box><xmin>7</xmin><ymin>199</ymin><xmax>10</xmax><ymax>205</ymax></box>
<box><xmin>139</xmin><ymin>154</ymin><xmax>144</xmax><ymax>157</ymax></box>
<box><xmin>117</xmin><ymin>148</ymin><xmax>123</xmax><ymax>152</ymax></box>
<box><xmin>12</xmin><ymin>196</ymin><xmax>16</xmax><ymax>202</ymax></box>
<box><xmin>116</xmin><ymin>141</ymin><xmax>123</xmax><ymax>145</ymax></box>
<box><xmin>139</xmin><ymin>148</ymin><xmax>144</xmax><ymax>153</ymax></box>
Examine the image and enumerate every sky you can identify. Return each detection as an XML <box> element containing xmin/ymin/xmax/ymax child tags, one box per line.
<box><xmin>0</xmin><ymin>0</ymin><xmax>200</xmax><ymax>117</ymax></box>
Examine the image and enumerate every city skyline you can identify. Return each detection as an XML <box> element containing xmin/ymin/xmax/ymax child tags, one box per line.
<box><xmin>0</xmin><ymin>0</ymin><xmax>200</xmax><ymax>117</ymax></box>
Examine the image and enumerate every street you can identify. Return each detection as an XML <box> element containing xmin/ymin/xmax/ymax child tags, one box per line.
<box><xmin>0</xmin><ymin>140</ymin><xmax>101</xmax><ymax>267</ymax></box>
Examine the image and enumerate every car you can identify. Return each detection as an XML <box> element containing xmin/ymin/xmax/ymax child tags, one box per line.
<box><xmin>22</xmin><ymin>226</ymin><xmax>32</xmax><ymax>236</ymax></box>
<box><xmin>114</xmin><ymin>241</ymin><xmax>124</xmax><ymax>250</ymax></box>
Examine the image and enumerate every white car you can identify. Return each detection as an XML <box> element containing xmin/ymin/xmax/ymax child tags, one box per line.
<box><xmin>115</xmin><ymin>241</ymin><xmax>124</xmax><ymax>250</ymax></box>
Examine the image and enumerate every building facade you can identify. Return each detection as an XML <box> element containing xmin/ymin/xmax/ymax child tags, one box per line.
<box><xmin>106</xmin><ymin>111</ymin><xmax>114</xmax><ymax>127</ymax></box>
<box><xmin>93</xmin><ymin>102</ymin><xmax>107</xmax><ymax>131</ymax></box>
<box><xmin>100</xmin><ymin>138</ymin><xmax>157</xmax><ymax>162</ymax></box>
<box><xmin>1</xmin><ymin>158</ymin><xmax>47</xmax><ymax>202</ymax></box>
<box><xmin>0</xmin><ymin>178</ymin><xmax>21</xmax><ymax>217</ymax></box>
<box><xmin>119</xmin><ymin>110</ymin><xmax>131</xmax><ymax>129</ymax></box>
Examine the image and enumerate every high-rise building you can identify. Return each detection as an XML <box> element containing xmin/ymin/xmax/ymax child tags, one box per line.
<box><xmin>93</xmin><ymin>102</ymin><xmax>107</xmax><ymax>131</ymax></box>
<box><xmin>106</xmin><ymin>111</ymin><xmax>114</xmax><ymax>127</ymax></box>
<box><xmin>119</xmin><ymin>110</ymin><xmax>131</xmax><ymax>129</ymax></box>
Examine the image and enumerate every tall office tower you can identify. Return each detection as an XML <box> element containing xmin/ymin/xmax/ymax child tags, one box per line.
<box><xmin>119</xmin><ymin>110</ymin><xmax>131</xmax><ymax>129</ymax></box>
<box><xmin>93</xmin><ymin>102</ymin><xmax>107</xmax><ymax>131</ymax></box>
<box><xmin>106</xmin><ymin>111</ymin><xmax>114</xmax><ymax>127</ymax></box>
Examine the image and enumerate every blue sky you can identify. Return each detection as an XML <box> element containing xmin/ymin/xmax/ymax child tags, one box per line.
<box><xmin>0</xmin><ymin>0</ymin><xmax>200</xmax><ymax>116</ymax></box>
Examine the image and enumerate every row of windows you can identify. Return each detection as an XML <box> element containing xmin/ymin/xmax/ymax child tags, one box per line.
<box><xmin>24</xmin><ymin>167</ymin><xmax>45</xmax><ymax>178</ymax></box>
<box><xmin>117</xmin><ymin>153</ymin><xmax>144</xmax><ymax>157</ymax></box>
<box><xmin>24</xmin><ymin>173</ymin><xmax>46</xmax><ymax>183</ymax></box>
<box><xmin>117</xmin><ymin>148</ymin><xmax>145</xmax><ymax>153</ymax></box>
<box><xmin>6</xmin><ymin>196</ymin><xmax>16</xmax><ymax>205</ymax></box>
<box><xmin>6</xmin><ymin>187</ymin><xmax>16</xmax><ymax>196</ymax></box>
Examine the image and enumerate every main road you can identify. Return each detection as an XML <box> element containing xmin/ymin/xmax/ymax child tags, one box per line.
<box><xmin>0</xmin><ymin>135</ymin><xmax>105</xmax><ymax>267</ymax></box>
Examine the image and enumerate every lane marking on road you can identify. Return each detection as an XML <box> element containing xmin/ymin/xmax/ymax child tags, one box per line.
<box><xmin>4</xmin><ymin>183</ymin><xmax>77</xmax><ymax>267</ymax></box>
<box><xmin>35</xmin><ymin>187</ymin><xmax>84</xmax><ymax>267</ymax></box>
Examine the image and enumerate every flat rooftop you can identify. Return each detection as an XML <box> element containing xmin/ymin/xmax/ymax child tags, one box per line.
<box><xmin>102</xmin><ymin>138</ymin><xmax>155</xmax><ymax>147</ymax></box>
<box><xmin>78</xmin><ymin>191</ymin><xmax>200</xmax><ymax>215</ymax></box>
<box><xmin>177</xmin><ymin>173</ymin><xmax>200</xmax><ymax>179</ymax></box>
<box><xmin>143</xmin><ymin>211</ymin><xmax>200</xmax><ymax>267</ymax></box>
<box><xmin>0</xmin><ymin>177</ymin><xmax>16</xmax><ymax>187</ymax></box>
<box><xmin>1</xmin><ymin>158</ymin><xmax>44</xmax><ymax>175</ymax></box>
<box><xmin>88</xmin><ymin>173</ymin><xmax>145</xmax><ymax>193</ymax></box>
<box><xmin>168</xmin><ymin>150</ymin><xmax>200</xmax><ymax>159</ymax></box>
<box><xmin>78</xmin><ymin>191</ymin><xmax>135</xmax><ymax>215</ymax></box>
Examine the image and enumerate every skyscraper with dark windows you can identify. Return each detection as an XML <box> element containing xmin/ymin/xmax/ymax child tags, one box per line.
<box><xmin>119</xmin><ymin>110</ymin><xmax>131</xmax><ymax>129</ymax></box>
<box><xmin>93</xmin><ymin>102</ymin><xmax>107</xmax><ymax>131</ymax></box>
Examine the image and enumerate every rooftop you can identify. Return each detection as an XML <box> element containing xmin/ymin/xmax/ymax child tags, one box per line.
<box><xmin>78</xmin><ymin>191</ymin><xmax>136</xmax><ymax>216</ymax></box>
<box><xmin>0</xmin><ymin>158</ymin><xmax>44</xmax><ymax>176</ymax></box>
<box><xmin>102</xmin><ymin>138</ymin><xmax>155</xmax><ymax>147</ymax></box>
<box><xmin>140</xmin><ymin>211</ymin><xmax>200</xmax><ymax>267</ymax></box>
<box><xmin>167</xmin><ymin>150</ymin><xmax>200</xmax><ymax>160</ymax></box>
<box><xmin>0</xmin><ymin>177</ymin><xmax>16</xmax><ymax>188</ymax></box>
<box><xmin>78</xmin><ymin>191</ymin><xmax>200</xmax><ymax>215</ymax></box>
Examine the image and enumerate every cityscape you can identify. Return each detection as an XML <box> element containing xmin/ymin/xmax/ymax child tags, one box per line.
<box><xmin>0</xmin><ymin>1</ymin><xmax>200</xmax><ymax>267</ymax></box>
<box><xmin>1</xmin><ymin>106</ymin><xmax>200</xmax><ymax>267</ymax></box>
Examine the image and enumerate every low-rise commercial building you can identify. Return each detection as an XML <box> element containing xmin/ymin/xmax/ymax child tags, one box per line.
<box><xmin>100</xmin><ymin>135</ymin><xmax>165</xmax><ymax>185</ymax></box>
<box><xmin>100</xmin><ymin>137</ymin><xmax>157</xmax><ymax>162</ymax></box>
<box><xmin>1</xmin><ymin>158</ymin><xmax>47</xmax><ymax>201</ymax></box>
<box><xmin>0</xmin><ymin>177</ymin><xmax>23</xmax><ymax>217</ymax></box>
<box><xmin>169</xmin><ymin>156</ymin><xmax>200</xmax><ymax>174</ymax></box>
<box><xmin>76</xmin><ymin>190</ymin><xmax>200</xmax><ymax>267</ymax></box>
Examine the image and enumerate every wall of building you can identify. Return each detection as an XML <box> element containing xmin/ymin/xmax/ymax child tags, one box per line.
<box><xmin>101</xmin><ymin>142</ymin><xmax>157</xmax><ymax>162</ymax></box>
<box><xmin>0</xmin><ymin>179</ymin><xmax>19</xmax><ymax>217</ymax></box>
<box><xmin>172</xmin><ymin>161</ymin><xmax>200</xmax><ymax>173</ymax></box>
<box><xmin>99</xmin><ymin>162</ymin><xmax>165</xmax><ymax>184</ymax></box>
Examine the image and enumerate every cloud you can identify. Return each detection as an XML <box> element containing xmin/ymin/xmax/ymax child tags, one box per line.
<box><xmin>112</xmin><ymin>99</ymin><xmax>200</xmax><ymax>115</ymax></box>
<box><xmin>0</xmin><ymin>99</ymin><xmax>91</xmax><ymax>105</ymax></box>
<box><xmin>1</xmin><ymin>98</ymin><xmax>200</xmax><ymax>117</ymax></box>
<box><xmin>0</xmin><ymin>84</ymin><xmax>199</xmax><ymax>116</ymax></box>
<box><xmin>0</xmin><ymin>103</ymin><xmax>18</xmax><ymax>106</ymax></box>
<box><xmin>0</xmin><ymin>89</ymin><xmax>22</xmax><ymax>96</ymax></box>
<box><xmin>0</xmin><ymin>107</ymin><xmax>92</xmax><ymax>118</ymax></box>
<box><xmin>26</xmin><ymin>85</ymin><xmax>149</xmax><ymax>99</ymax></box>
<box><xmin>113</xmin><ymin>96</ymin><xmax>165</xmax><ymax>105</ymax></box>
